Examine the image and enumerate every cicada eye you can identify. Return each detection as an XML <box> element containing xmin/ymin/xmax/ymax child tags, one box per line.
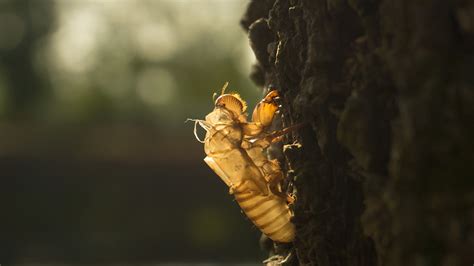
<box><xmin>215</xmin><ymin>94</ymin><xmax>247</xmax><ymax>116</ymax></box>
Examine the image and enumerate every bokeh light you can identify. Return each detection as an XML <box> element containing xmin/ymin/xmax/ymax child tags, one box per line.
<box><xmin>0</xmin><ymin>0</ymin><xmax>264</xmax><ymax>264</ymax></box>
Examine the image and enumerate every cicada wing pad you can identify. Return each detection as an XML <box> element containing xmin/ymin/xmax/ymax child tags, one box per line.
<box><xmin>204</xmin><ymin>155</ymin><xmax>269</xmax><ymax>196</ymax></box>
<box><xmin>204</xmin><ymin>156</ymin><xmax>233</xmax><ymax>188</ymax></box>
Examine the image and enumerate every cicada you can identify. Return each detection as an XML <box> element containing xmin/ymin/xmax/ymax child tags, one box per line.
<box><xmin>190</xmin><ymin>83</ymin><xmax>295</xmax><ymax>243</ymax></box>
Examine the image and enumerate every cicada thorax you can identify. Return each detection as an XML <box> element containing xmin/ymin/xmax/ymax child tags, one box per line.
<box><xmin>203</xmin><ymin>124</ymin><xmax>242</xmax><ymax>155</ymax></box>
<box><xmin>203</xmin><ymin>108</ymin><xmax>268</xmax><ymax>191</ymax></box>
<box><xmin>203</xmin><ymin>108</ymin><xmax>243</xmax><ymax>154</ymax></box>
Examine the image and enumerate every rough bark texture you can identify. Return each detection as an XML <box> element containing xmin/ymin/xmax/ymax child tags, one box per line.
<box><xmin>241</xmin><ymin>0</ymin><xmax>474</xmax><ymax>265</ymax></box>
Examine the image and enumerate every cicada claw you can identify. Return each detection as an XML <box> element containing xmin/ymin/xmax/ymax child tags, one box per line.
<box><xmin>263</xmin><ymin>251</ymin><xmax>293</xmax><ymax>266</ymax></box>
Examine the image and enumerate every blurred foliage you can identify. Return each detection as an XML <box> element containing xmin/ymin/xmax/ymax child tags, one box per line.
<box><xmin>0</xmin><ymin>0</ymin><xmax>264</xmax><ymax>263</ymax></box>
<box><xmin>0</xmin><ymin>0</ymin><xmax>260</xmax><ymax>127</ymax></box>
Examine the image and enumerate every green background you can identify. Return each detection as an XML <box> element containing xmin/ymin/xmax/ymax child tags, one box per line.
<box><xmin>0</xmin><ymin>0</ymin><xmax>264</xmax><ymax>263</ymax></box>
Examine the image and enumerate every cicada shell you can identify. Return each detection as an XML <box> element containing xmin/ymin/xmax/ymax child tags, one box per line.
<box><xmin>192</xmin><ymin>83</ymin><xmax>295</xmax><ymax>243</ymax></box>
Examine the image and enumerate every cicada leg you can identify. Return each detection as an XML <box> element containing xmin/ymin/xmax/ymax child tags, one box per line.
<box><xmin>264</xmin><ymin>123</ymin><xmax>305</xmax><ymax>143</ymax></box>
<box><xmin>249</xmin><ymin>156</ymin><xmax>292</xmax><ymax>203</ymax></box>
<box><xmin>242</xmin><ymin>90</ymin><xmax>280</xmax><ymax>137</ymax></box>
<box><xmin>243</xmin><ymin>123</ymin><xmax>304</xmax><ymax>153</ymax></box>
<box><xmin>242</xmin><ymin>90</ymin><xmax>302</xmax><ymax>203</ymax></box>
<box><xmin>263</xmin><ymin>250</ymin><xmax>293</xmax><ymax>265</ymax></box>
<box><xmin>266</xmin><ymin>169</ymin><xmax>295</xmax><ymax>204</ymax></box>
<box><xmin>252</xmin><ymin>90</ymin><xmax>279</xmax><ymax>128</ymax></box>
<box><xmin>267</xmin><ymin>172</ymin><xmax>287</xmax><ymax>199</ymax></box>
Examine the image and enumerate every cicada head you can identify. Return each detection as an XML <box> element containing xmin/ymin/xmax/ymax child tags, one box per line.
<box><xmin>215</xmin><ymin>94</ymin><xmax>247</xmax><ymax>119</ymax></box>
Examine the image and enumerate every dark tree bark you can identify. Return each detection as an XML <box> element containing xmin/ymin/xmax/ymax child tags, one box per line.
<box><xmin>241</xmin><ymin>0</ymin><xmax>474</xmax><ymax>265</ymax></box>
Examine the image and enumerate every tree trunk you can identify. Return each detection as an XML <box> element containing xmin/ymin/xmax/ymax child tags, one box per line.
<box><xmin>241</xmin><ymin>0</ymin><xmax>474</xmax><ymax>265</ymax></box>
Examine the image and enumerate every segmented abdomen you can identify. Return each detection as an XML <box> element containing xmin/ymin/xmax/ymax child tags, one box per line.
<box><xmin>234</xmin><ymin>191</ymin><xmax>295</xmax><ymax>243</ymax></box>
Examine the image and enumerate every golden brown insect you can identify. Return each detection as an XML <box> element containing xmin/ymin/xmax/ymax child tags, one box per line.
<box><xmin>190</xmin><ymin>83</ymin><xmax>295</xmax><ymax>243</ymax></box>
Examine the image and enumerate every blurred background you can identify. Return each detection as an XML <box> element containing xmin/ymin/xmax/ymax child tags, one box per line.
<box><xmin>0</xmin><ymin>0</ymin><xmax>264</xmax><ymax>264</ymax></box>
